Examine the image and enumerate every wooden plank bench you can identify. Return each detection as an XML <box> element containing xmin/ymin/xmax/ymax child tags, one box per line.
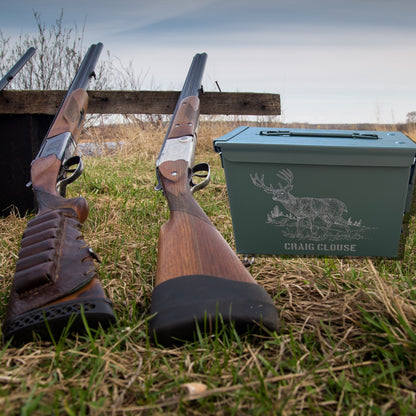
<box><xmin>0</xmin><ymin>90</ymin><xmax>280</xmax><ymax>215</ymax></box>
<box><xmin>0</xmin><ymin>90</ymin><xmax>280</xmax><ymax>116</ymax></box>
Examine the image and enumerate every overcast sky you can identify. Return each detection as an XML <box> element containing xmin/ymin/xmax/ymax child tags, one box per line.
<box><xmin>1</xmin><ymin>0</ymin><xmax>415</xmax><ymax>123</ymax></box>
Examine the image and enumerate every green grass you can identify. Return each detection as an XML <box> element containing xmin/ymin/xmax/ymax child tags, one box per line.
<box><xmin>1</xmin><ymin>123</ymin><xmax>416</xmax><ymax>414</ymax></box>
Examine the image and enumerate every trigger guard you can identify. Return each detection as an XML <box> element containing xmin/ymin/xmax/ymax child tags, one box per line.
<box><xmin>190</xmin><ymin>162</ymin><xmax>211</xmax><ymax>193</ymax></box>
<box><xmin>56</xmin><ymin>155</ymin><xmax>84</xmax><ymax>197</ymax></box>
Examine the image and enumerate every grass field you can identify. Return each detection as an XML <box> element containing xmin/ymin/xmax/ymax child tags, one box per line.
<box><xmin>1</xmin><ymin>120</ymin><xmax>416</xmax><ymax>415</ymax></box>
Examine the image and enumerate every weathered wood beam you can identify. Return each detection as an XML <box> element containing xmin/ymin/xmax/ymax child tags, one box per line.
<box><xmin>0</xmin><ymin>90</ymin><xmax>280</xmax><ymax>116</ymax></box>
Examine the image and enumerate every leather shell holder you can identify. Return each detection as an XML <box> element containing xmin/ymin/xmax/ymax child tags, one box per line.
<box><xmin>4</xmin><ymin>205</ymin><xmax>99</xmax><ymax>323</ymax></box>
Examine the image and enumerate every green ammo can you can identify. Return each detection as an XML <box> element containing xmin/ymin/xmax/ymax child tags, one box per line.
<box><xmin>214</xmin><ymin>127</ymin><xmax>416</xmax><ymax>258</ymax></box>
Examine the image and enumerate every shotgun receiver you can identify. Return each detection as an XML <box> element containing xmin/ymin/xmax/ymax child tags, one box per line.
<box><xmin>0</xmin><ymin>47</ymin><xmax>36</xmax><ymax>91</ymax></box>
<box><xmin>3</xmin><ymin>43</ymin><xmax>115</xmax><ymax>345</ymax></box>
<box><xmin>150</xmin><ymin>53</ymin><xmax>279</xmax><ymax>345</ymax></box>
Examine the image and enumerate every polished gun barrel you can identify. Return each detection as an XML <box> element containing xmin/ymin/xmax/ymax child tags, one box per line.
<box><xmin>0</xmin><ymin>47</ymin><xmax>36</xmax><ymax>91</ymax></box>
<box><xmin>65</xmin><ymin>42</ymin><xmax>103</xmax><ymax>93</ymax></box>
<box><xmin>175</xmin><ymin>53</ymin><xmax>207</xmax><ymax>107</ymax></box>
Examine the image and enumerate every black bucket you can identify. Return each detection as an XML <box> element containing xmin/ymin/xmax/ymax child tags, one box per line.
<box><xmin>0</xmin><ymin>114</ymin><xmax>53</xmax><ymax>216</ymax></box>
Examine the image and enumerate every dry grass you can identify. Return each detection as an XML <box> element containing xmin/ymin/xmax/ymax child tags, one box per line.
<box><xmin>1</xmin><ymin>120</ymin><xmax>416</xmax><ymax>415</ymax></box>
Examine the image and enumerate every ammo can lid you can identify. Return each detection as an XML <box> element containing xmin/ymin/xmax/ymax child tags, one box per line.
<box><xmin>213</xmin><ymin>126</ymin><xmax>416</xmax><ymax>167</ymax></box>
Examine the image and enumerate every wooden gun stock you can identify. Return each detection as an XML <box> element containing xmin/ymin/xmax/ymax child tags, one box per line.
<box><xmin>151</xmin><ymin>148</ymin><xmax>279</xmax><ymax>346</ymax></box>
<box><xmin>156</xmin><ymin>160</ymin><xmax>256</xmax><ymax>285</ymax></box>
<box><xmin>151</xmin><ymin>160</ymin><xmax>279</xmax><ymax>345</ymax></box>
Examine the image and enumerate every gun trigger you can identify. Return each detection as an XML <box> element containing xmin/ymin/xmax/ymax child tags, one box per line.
<box><xmin>190</xmin><ymin>162</ymin><xmax>211</xmax><ymax>194</ymax></box>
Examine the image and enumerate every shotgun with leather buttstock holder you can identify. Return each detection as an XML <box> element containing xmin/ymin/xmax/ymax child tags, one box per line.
<box><xmin>0</xmin><ymin>47</ymin><xmax>36</xmax><ymax>91</ymax></box>
<box><xmin>2</xmin><ymin>43</ymin><xmax>115</xmax><ymax>345</ymax></box>
<box><xmin>150</xmin><ymin>53</ymin><xmax>279</xmax><ymax>345</ymax></box>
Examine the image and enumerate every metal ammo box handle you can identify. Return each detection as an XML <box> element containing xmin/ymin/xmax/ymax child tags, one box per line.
<box><xmin>259</xmin><ymin>130</ymin><xmax>380</xmax><ymax>140</ymax></box>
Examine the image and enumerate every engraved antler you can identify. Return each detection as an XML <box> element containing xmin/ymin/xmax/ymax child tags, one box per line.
<box><xmin>250</xmin><ymin>173</ymin><xmax>278</xmax><ymax>194</ymax></box>
<box><xmin>276</xmin><ymin>169</ymin><xmax>294</xmax><ymax>190</ymax></box>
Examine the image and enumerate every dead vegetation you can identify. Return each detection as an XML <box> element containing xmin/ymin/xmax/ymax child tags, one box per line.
<box><xmin>1</xmin><ymin>120</ymin><xmax>416</xmax><ymax>415</ymax></box>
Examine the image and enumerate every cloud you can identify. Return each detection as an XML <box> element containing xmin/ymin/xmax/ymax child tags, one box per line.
<box><xmin>82</xmin><ymin>0</ymin><xmax>220</xmax><ymax>34</ymax></box>
<box><xmin>1</xmin><ymin>0</ymin><xmax>416</xmax><ymax>123</ymax></box>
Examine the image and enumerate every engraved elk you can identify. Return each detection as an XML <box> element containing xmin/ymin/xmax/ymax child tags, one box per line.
<box><xmin>250</xmin><ymin>169</ymin><xmax>349</xmax><ymax>238</ymax></box>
